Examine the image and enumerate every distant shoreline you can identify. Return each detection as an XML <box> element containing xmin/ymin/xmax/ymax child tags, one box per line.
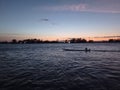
<box><xmin>0</xmin><ymin>38</ymin><xmax>120</xmax><ymax>44</ymax></box>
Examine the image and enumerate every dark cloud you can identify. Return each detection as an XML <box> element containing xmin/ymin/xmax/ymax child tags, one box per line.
<box><xmin>38</xmin><ymin>18</ymin><xmax>57</xmax><ymax>26</ymax></box>
<box><xmin>41</xmin><ymin>18</ymin><xmax>49</xmax><ymax>21</ymax></box>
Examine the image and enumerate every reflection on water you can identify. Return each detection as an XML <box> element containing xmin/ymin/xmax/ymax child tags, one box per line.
<box><xmin>0</xmin><ymin>43</ymin><xmax>120</xmax><ymax>90</ymax></box>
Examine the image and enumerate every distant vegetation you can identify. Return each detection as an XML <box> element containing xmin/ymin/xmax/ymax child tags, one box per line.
<box><xmin>0</xmin><ymin>38</ymin><xmax>120</xmax><ymax>44</ymax></box>
<box><xmin>65</xmin><ymin>38</ymin><xmax>87</xmax><ymax>43</ymax></box>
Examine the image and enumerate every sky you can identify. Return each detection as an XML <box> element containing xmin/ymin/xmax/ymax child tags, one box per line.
<box><xmin>0</xmin><ymin>0</ymin><xmax>120</xmax><ymax>41</ymax></box>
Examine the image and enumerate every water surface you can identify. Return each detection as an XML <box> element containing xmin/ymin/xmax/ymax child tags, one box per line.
<box><xmin>0</xmin><ymin>43</ymin><xmax>120</xmax><ymax>90</ymax></box>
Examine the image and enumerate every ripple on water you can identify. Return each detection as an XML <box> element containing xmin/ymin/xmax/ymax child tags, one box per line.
<box><xmin>0</xmin><ymin>43</ymin><xmax>120</xmax><ymax>90</ymax></box>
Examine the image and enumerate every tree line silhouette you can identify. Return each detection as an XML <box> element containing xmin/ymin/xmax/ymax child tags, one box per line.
<box><xmin>0</xmin><ymin>38</ymin><xmax>120</xmax><ymax>44</ymax></box>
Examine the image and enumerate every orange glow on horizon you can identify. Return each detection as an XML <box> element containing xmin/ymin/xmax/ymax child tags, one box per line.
<box><xmin>0</xmin><ymin>35</ymin><xmax>120</xmax><ymax>42</ymax></box>
<box><xmin>0</xmin><ymin>33</ymin><xmax>120</xmax><ymax>41</ymax></box>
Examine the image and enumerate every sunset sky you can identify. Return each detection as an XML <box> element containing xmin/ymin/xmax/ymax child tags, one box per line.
<box><xmin>0</xmin><ymin>0</ymin><xmax>120</xmax><ymax>41</ymax></box>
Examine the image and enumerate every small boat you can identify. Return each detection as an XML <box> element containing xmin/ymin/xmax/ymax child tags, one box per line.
<box><xmin>92</xmin><ymin>50</ymin><xmax>120</xmax><ymax>52</ymax></box>
<box><xmin>63</xmin><ymin>48</ymin><xmax>90</xmax><ymax>52</ymax></box>
<box><xmin>63</xmin><ymin>49</ymin><xmax>120</xmax><ymax>52</ymax></box>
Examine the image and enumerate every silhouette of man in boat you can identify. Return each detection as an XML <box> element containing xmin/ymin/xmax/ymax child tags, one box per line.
<box><xmin>85</xmin><ymin>48</ymin><xmax>91</xmax><ymax>52</ymax></box>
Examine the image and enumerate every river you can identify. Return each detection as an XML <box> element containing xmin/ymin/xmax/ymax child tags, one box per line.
<box><xmin>0</xmin><ymin>43</ymin><xmax>120</xmax><ymax>90</ymax></box>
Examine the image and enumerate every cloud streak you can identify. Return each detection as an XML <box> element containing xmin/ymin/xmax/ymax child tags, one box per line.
<box><xmin>94</xmin><ymin>36</ymin><xmax>120</xmax><ymax>38</ymax></box>
<box><xmin>39</xmin><ymin>0</ymin><xmax>120</xmax><ymax>13</ymax></box>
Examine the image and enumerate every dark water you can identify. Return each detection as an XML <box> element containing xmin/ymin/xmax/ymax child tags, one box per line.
<box><xmin>0</xmin><ymin>43</ymin><xmax>120</xmax><ymax>90</ymax></box>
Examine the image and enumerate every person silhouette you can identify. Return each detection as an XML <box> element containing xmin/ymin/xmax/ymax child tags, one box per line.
<box><xmin>85</xmin><ymin>48</ymin><xmax>87</xmax><ymax>51</ymax></box>
<box><xmin>85</xmin><ymin>48</ymin><xmax>91</xmax><ymax>52</ymax></box>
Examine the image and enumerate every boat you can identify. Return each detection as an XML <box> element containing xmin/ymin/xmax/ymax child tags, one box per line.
<box><xmin>63</xmin><ymin>49</ymin><xmax>90</xmax><ymax>52</ymax></box>
<box><xmin>63</xmin><ymin>49</ymin><xmax>120</xmax><ymax>52</ymax></box>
